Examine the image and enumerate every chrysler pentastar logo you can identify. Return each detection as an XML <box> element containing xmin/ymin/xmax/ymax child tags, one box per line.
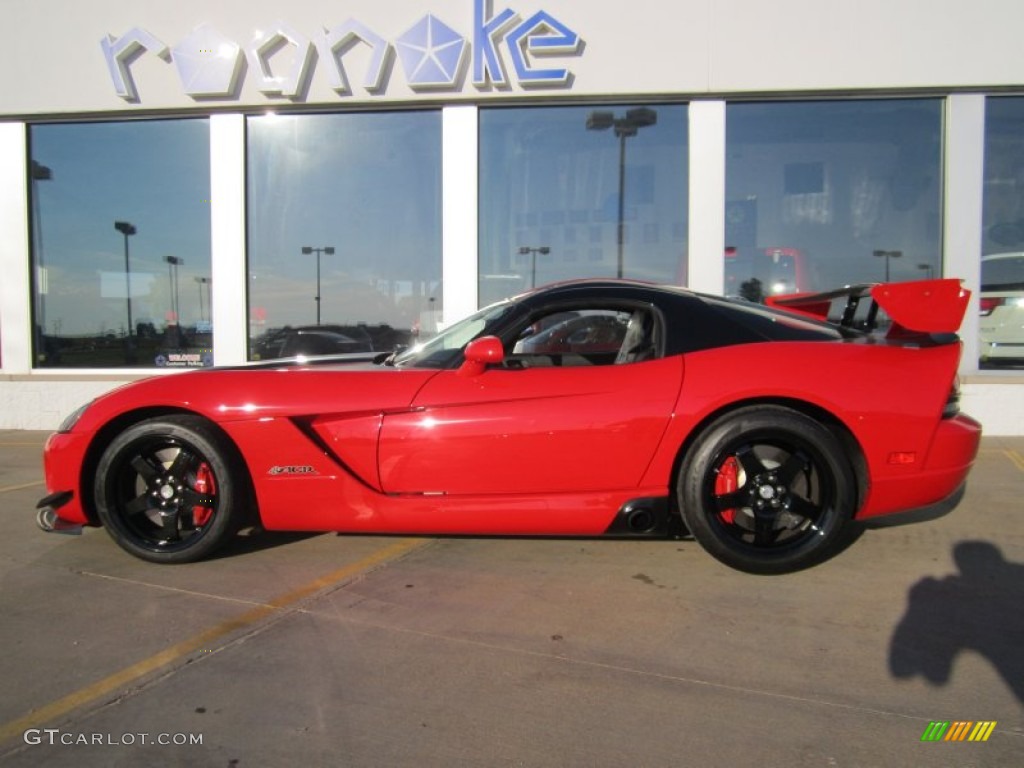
<box><xmin>101</xmin><ymin>0</ymin><xmax>582</xmax><ymax>102</ymax></box>
<box><xmin>395</xmin><ymin>15</ymin><xmax>468</xmax><ymax>90</ymax></box>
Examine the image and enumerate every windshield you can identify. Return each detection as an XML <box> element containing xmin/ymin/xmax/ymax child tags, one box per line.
<box><xmin>390</xmin><ymin>301</ymin><xmax>515</xmax><ymax>368</ymax></box>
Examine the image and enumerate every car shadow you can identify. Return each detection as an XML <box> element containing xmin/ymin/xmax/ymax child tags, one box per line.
<box><xmin>205</xmin><ymin>528</ymin><xmax>323</xmax><ymax>561</ymax></box>
<box><xmin>888</xmin><ymin>540</ymin><xmax>1024</xmax><ymax>704</ymax></box>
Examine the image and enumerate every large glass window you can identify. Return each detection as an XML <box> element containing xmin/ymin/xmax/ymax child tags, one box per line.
<box><xmin>247</xmin><ymin>111</ymin><xmax>442</xmax><ymax>360</ymax></box>
<box><xmin>29</xmin><ymin>120</ymin><xmax>212</xmax><ymax>368</ymax></box>
<box><xmin>725</xmin><ymin>100</ymin><xmax>943</xmax><ymax>301</ymax></box>
<box><xmin>479</xmin><ymin>104</ymin><xmax>688</xmax><ymax>306</ymax></box>
<box><xmin>980</xmin><ymin>97</ymin><xmax>1024</xmax><ymax>370</ymax></box>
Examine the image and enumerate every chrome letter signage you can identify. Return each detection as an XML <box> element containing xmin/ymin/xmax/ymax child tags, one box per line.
<box><xmin>101</xmin><ymin>0</ymin><xmax>582</xmax><ymax>102</ymax></box>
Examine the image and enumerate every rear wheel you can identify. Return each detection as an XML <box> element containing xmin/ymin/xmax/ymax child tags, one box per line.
<box><xmin>678</xmin><ymin>406</ymin><xmax>856</xmax><ymax>574</ymax></box>
<box><xmin>94</xmin><ymin>415</ymin><xmax>248</xmax><ymax>563</ymax></box>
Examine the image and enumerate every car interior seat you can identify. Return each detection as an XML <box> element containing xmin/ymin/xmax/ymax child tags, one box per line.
<box><xmin>615</xmin><ymin>311</ymin><xmax>655</xmax><ymax>364</ymax></box>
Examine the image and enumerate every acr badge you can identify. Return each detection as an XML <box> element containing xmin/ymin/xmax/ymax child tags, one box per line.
<box><xmin>268</xmin><ymin>465</ymin><xmax>317</xmax><ymax>476</ymax></box>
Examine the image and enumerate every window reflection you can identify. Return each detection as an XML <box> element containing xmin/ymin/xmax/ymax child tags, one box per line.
<box><xmin>246</xmin><ymin>111</ymin><xmax>442</xmax><ymax>360</ymax></box>
<box><xmin>478</xmin><ymin>105</ymin><xmax>688</xmax><ymax>306</ymax></box>
<box><xmin>981</xmin><ymin>97</ymin><xmax>1024</xmax><ymax>370</ymax></box>
<box><xmin>725</xmin><ymin>100</ymin><xmax>942</xmax><ymax>301</ymax></box>
<box><xmin>29</xmin><ymin>120</ymin><xmax>212</xmax><ymax>368</ymax></box>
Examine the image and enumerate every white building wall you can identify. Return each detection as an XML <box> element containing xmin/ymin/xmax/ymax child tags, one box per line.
<box><xmin>3</xmin><ymin>1</ymin><xmax>1023</xmax><ymax>114</ymax></box>
<box><xmin>0</xmin><ymin>123</ymin><xmax>31</xmax><ymax>375</ymax></box>
<box><xmin>2</xmin><ymin>0</ymin><xmax>1023</xmax><ymax>433</ymax></box>
<box><xmin>209</xmin><ymin>114</ymin><xmax>249</xmax><ymax>367</ymax></box>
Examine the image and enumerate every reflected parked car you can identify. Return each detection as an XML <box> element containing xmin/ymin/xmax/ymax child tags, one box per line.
<box><xmin>277</xmin><ymin>329</ymin><xmax>369</xmax><ymax>358</ymax></box>
<box><xmin>252</xmin><ymin>324</ymin><xmax>414</xmax><ymax>361</ymax></box>
<box><xmin>979</xmin><ymin>252</ymin><xmax>1024</xmax><ymax>365</ymax></box>
<box><xmin>252</xmin><ymin>325</ymin><xmax>375</xmax><ymax>360</ymax></box>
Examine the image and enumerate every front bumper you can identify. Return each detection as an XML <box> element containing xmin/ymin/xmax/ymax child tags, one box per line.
<box><xmin>36</xmin><ymin>492</ymin><xmax>83</xmax><ymax>534</ymax></box>
<box><xmin>37</xmin><ymin>429</ymin><xmax>94</xmax><ymax>527</ymax></box>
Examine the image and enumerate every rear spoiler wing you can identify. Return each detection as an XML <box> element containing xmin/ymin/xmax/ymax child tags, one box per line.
<box><xmin>765</xmin><ymin>279</ymin><xmax>971</xmax><ymax>336</ymax></box>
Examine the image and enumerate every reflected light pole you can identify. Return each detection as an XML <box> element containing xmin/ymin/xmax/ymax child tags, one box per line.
<box><xmin>164</xmin><ymin>256</ymin><xmax>184</xmax><ymax>325</ymax></box>
<box><xmin>917</xmin><ymin>263</ymin><xmax>934</xmax><ymax>279</ymax></box>
<box><xmin>195</xmin><ymin>276</ymin><xmax>211</xmax><ymax>323</ymax></box>
<box><xmin>586</xmin><ymin>107</ymin><xmax>657</xmax><ymax>279</ymax></box>
<box><xmin>518</xmin><ymin>245</ymin><xmax>550</xmax><ymax>288</ymax></box>
<box><xmin>873</xmin><ymin>249</ymin><xmax>903</xmax><ymax>282</ymax></box>
<box><xmin>114</xmin><ymin>221</ymin><xmax>137</xmax><ymax>337</ymax></box>
<box><xmin>165</xmin><ymin>256</ymin><xmax>184</xmax><ymax>347</ymax></box>
<box><xmin>302</xmin><ymin>245</ymin><xmax>335</xmax><ymax>325</ymax></box>
<box><xmin>31</xmin><ymin>161</ymin><xmax>52</xmax><ymax>360</ymax></box>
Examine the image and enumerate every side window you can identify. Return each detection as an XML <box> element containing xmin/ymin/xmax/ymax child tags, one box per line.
<box><xmin>509</xmin><ymin>308</ymin><xmax>653</xmax><ymax>366</ymax></box>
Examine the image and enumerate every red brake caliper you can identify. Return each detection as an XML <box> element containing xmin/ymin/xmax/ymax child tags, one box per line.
<box><xmin>714</xmin><ymin>456</ymin><xmax>739</xmax><ymax>524</ymax></box>
<box><xmin>192</xmin><ymin>463</ymin><xmax>214</xmax><ymax>527</ymax></box>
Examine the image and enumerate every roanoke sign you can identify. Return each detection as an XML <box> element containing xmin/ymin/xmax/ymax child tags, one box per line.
<box><xmin>101</xmin><ymin>0</ymin><xmax>582</xmax><ymax>102</ymax></box>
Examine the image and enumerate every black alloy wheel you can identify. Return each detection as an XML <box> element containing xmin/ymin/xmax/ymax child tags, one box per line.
<box><xmin>678</xmin><ymin>406</ymin><xmax>856</xmax><ymax>574</ymax></box>
<box><xmin>94</xmin><ymin>415</ymin><xmax>248</xmax><ymax>563</ymax></box>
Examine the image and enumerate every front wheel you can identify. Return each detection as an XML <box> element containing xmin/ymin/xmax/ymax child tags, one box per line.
<box><xmin>678</xmin><ymin>406</ymin><xmax>857</xmax><ymax>574</ymax></box>
<box><xmin>94</xmin><ymin>415</ymin><xmax>249</xmax><ymax>563</ymax></box>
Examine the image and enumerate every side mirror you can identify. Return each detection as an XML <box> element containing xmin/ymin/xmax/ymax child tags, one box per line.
<box><xmin>458</xmin><ymin>335</ymin><xmax>504</xmax><ymax>377</ymax></box>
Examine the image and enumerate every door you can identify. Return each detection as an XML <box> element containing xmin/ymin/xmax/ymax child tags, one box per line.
<box><xmin>378</xmin><ymin>307</ymin><xmax>684</xmax><ymax>495</ymax></box>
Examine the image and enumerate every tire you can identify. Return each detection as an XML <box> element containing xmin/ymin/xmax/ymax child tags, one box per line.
<box><xmin>94</xmin><ymin>415</ymin><xmax>248</xmax><ymax>563</ymax></box>
<box><xmin>678</xmin><ymin>406</ymin><xmax>856</xmax><ymax>574</ymax></box>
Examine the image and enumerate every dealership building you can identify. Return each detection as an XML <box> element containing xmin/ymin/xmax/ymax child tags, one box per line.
<box><xmin>1</xmin><ymin>0</ymin><xmax>1023</xmax><ymax>433</ymax></box>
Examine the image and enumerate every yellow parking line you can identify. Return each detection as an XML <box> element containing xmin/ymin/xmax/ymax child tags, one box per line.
<box><xmin>1005</xmin><ymin>449</ymin><xmax>1024</xmax><ymax>473</ymax></box>
<box><xmin>0</xmin><ymin>481</ymin><xmax>44</xmax><ymax>494</ymax></box>
<box><xmin>0</xmin><ymin>537</ymin><xmax>427</xmax><ymax>745</ymax></box>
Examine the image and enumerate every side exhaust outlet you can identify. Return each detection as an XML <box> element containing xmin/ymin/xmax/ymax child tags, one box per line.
<box><xmin>626</xmin><ymin>506</ymin><xmax>657</xmax><ymax>533</ymax></box>
<box><xmin>35</xmin><ymin>492</ymin><xmax>83</xmax><ymax>535</ymax></box>
<box><xmin>604</xmin><ymin>497</ymin><xmax>672</xmax><ymax>537</ymax></box>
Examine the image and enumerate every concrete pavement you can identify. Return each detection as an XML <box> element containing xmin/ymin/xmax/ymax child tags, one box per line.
<box><xmin>1</xmin><ymin>430</ymin><xmax>1022</xmax><ymax>766</ymax></box>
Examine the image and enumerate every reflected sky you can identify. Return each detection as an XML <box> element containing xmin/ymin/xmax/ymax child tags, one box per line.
<box><xmin>983</xmin><ymin>97</ymin><xmax>1024</xmax><ymax>256</ymax></box>
<box><xmin>246</xmin><ymin>111</ymin><xmax>442</xmax><ymax>334</ymax></box>
<box><xmin>31</xmin><ymin>120</ymin><xmax>211</xmax><ymax>337</ymax></box>
<box><xmin>726</xmin><ymin>99</ymin><xmax>943</xmax><ymax>290</ymax></box>
<box><xmin>479</xmin><ymin>104</ymin><xmax>689</xmax><ymax>302</ymax></box>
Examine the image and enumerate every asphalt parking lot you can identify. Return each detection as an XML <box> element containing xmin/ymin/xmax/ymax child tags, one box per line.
<box><xmin>0</xmin><ymin>429</ymin><xmax>1022</xmax><ymax>767</ymax></box>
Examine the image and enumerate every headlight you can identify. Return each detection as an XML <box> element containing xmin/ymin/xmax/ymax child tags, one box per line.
<box><xmin>58</xmin><ymin>401</ymin><xmax>93</xmax><ymax>433</ymax></box>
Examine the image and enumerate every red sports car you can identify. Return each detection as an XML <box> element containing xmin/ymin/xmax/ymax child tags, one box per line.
<box><xmin>36</xmin><ymin>278</ymin><xmax>981</xmax><ymax>574</ymax></box>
